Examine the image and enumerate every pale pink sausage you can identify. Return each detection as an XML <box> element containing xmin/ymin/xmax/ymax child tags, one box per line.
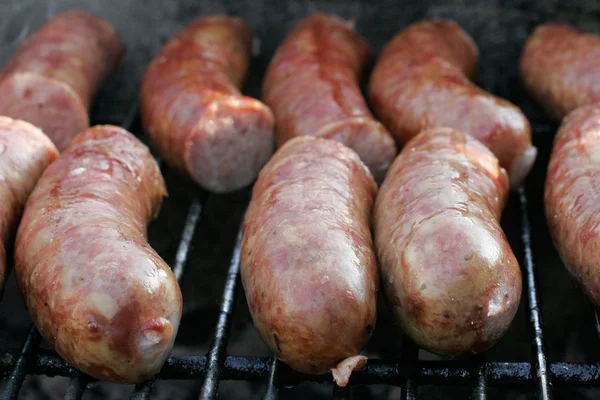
<box><xmin>374</xmin><ymin>128</ymin><xmax>522</xmax><ymax>355</ymax></box>
<box><xmin>0</xmin><ymin>117</ymin><xmax>58</xmax><ymax>298</ymax></box>
<box><xmin>0</xmin><ymin>10</ymin><xmax>123</xmax><ymax>150</ymax></box>
<box><xmin>545</xmin><ymin>104</ymin><xmax>600</xmax><ymax>306</ymax></box>
<box><xmin>15</xmin><ymin>125</ymin><xmax>181</xmax><ymax>383</ymax></box>
<box><xmin>140</xmin><ymin>16</ymin><xmax>275</xmax><ymax>193</ymax></box>
<box><xmin>241</xmin><ymin>137</ymin><xmax>377</xmax><ymax>386</ymax></box>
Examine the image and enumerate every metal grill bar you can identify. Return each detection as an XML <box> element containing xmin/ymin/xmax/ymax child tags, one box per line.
<box><xmin>470</xmin><ymin>354</ymin><xmax>487</xmax><ymax>400</ymax></box>
<box><xmin>198</xmin><ymin>227</ymin><xmax>243</xmax><ymax>400</ymax></box>
<box><xmin>400</xmin><ymin>339</ymin><xmax>418</xmax><ymax>400</ymax></box>
<box><xmin>131</xmin><ymin>377</ymin><xmax>157</xmax><ymax>400</ymax></box>
<box><xmin>173</xmin><ymin>198</ymin><xmax>203</xmax><ymax>281</ymax></box>
<box><xmin>3</xmin><ymin>348</ymin><xmax>600</xmax><ymax>387</ymax></box>
<box><xmin>518</xmin><ymin>187</ymin><xmax>553</xmax><ymax>399</ymax></box>
<box><xmin>63</xmin><ymin>372</ymin><xmax>91</xmax><ymax>400</ymax></box>
<box><xmin>264</xmin><ymin>357</ymin><xmax>280</xmax><ymax>400</ymax></box>
<box><xmin>0</xmin><ymin>326</ymin><xmax>41</xmax><ymax>400</ymax></box>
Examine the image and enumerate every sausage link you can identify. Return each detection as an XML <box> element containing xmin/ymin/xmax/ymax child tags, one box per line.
<box><xmin>241</xmin><ymin>137</ymin><xmax>378</xmax><ymax>386</ymax></box>
<box><xmin>520</xmin><ymin>23</ymin><xmax>600</xmax><ymax>121</ymax></box>
<box><xmin>374</xmin><ymin>128</ymin><xmax>521</xmax><ymax>355</ymax></box>
<box><xmin>15</xmin><ymin>125</ymin><xmax>181</xmax><ymax>383</ymax></box>
<box><xmin>263</xmin><ymin>13</ymin><xmax>397</xmax><ymax>181</ymax></box>
<box><xmin>0</xmin><ymin>10</ymin><xmax>123</xmax><ymax>150</ymax></box>
<box><xmin>545</xmin><ymin>104</ymin><xmax>600</xmax><ymax>305</ymax></box>
<box><xmin>369</xmin><ymin>20</ymin><xmax>536</xmax><ymax>187</ymax></box>
<box><xmin>140</xmin><ymin>16</ymin><xmax>275</xmax><ymax>193</ymax></box>
<box><xmin>0</xmin><ymin>117</ymin><xmax>58</xmax><ymax>298</ymax></box>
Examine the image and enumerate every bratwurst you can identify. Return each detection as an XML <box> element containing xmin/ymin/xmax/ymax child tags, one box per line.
<box><xmin>140</xmin><ymin>15</ymin><xmax>275</xmax><ymax>193</ymax></box>
<box><xmin>263</xmin><ymin>13</ymin><xmax>396</xmax><ymax>181</ymax></box>
<box><xmin>0</xmin><ymin>117</ymin><xmax>58</xmax><ymax>298</ymax></box>
<box><xmin>545</xmin><ymin>104</ymin><xmax>600</xmax><ymax>306</ymax></box>
<box><xmin>369</xmin><ymin>19</ymin><xmax>536</xmax><ymax>187</ymax></box>
<box><xmin>0</xmin><ymin>10</ymin><xmax>123</xmax><ymax>150</ymax></box>
<box><xmin>520</xmin><ymin>23</ymin><xmax>600</xmax><ymax>120</ymax></box>
<box><xmin>15</xmin><ymin>125</ymin><xmax>181</xmax><ymax>383</ymax></box>
<box><xmin>241</xmin><ymin>137</ymin><xmax>378</xmax><ymax>386</ymax></box>
<box><xmin>374</xmin><ymin>128</ymin><xmax>522</xmax><ymax>355</ymax></box>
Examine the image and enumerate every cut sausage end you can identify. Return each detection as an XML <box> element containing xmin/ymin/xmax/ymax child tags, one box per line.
<box><xmin>331</xmin><ymin>355</ymin><xmax>367</xmax><ymax>387</ymax></box>
<box><xmin>0</xmin><ymin>73</ymin><xmax>89</xmax><ymax>151</ymax></box>
<box><xmin>509</xmin><ymin>146</ymin><xmax>537</xmax><ymax>188</ymax></box>
<box><xmin>184</xmin><ymin>96</ymin><xmax>275</xmax><ymax>193</ymax></box>
<box><xmin>314</xmin><ymin>118</ymin><xmax>397</xmax><ymax>182</ymax></box>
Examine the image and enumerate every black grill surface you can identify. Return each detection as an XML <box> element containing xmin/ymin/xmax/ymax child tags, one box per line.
<box><xmin>0</xmin><ymin>0</ymin><xmax>599</xmax><ymax>399</ymax></box>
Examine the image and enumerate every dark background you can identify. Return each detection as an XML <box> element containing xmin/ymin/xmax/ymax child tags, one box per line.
<box><xmin>0</xmin><ymin>0</ymin><xmax>599</xmax><ymax>398</ymax></box>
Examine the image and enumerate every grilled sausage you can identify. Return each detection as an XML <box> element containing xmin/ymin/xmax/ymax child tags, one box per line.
<box><xmin>374</xmin><ymin>128</ymin><xmax>522</xmax><ymax>355</ymax></box>
<box><xmin>545</xmin><ymin>104</ymin><xmax>600</xmax><ymax>306</ymax></box>
<box><xmin>369</xmin><ymin>20</ymin><xmax>536</xmax><ymax>187</ymax></box>
<box><xmin>263</xmin><ymin>13</ymin><xmax>397</xmax><ymax>181</ymax></box>
<box><xmin>0</xmin><ymin>10</ymin><xmax>123</xmax><ymax>151</ymax></box>
<box><xmin>241</xmin><ymin>137</ymin><xmax>378</xmax><ymax>386</ymax></box>
<box><xmin>140</xmin><ymin>16</ymin><xmax>275</xmax><ymax>193</ymax></box>
<box><xmin>15</xmin><ymin>125</ymin><xmax>181</xmax><ymax>383</ymax></box>
<box><xmin>520</xmin><ymin>23</ymin><xmax>600</xmax><ymax>121</ymax></box>
<box><xmin>0</xmin><ymin>117</ymin><xmax>58</xmax><ymax>298</ymax></box>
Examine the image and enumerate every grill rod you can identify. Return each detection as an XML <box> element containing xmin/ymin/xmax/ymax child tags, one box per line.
<box><xmin>519</xmin><ymin>186</ymin><xmax>553</xmax><ymax>400</ymax></box>
<box><xmin>198</xmin><ymin>226</ymin><xmax>244</xmax><ymax>400</ymax></box>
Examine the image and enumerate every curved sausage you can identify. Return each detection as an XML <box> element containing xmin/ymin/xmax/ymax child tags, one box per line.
<box><xmin>374</xmin><ymin>127</ymin><xmax>522</xmax><ymax>355</ymax></box>
<box><xmin>14</xmin><ymin>125</ymin><xmax>182</xmax><ymax>383</ymax></box>
<box><xmin>545</xmin><ymin>104</ymin><xmax>600</xmax><ymax>306</ymax></box>
<box><xmin>369</xmin><ymin>19</ymin><xmax>536</xmax><ymax>187</ymax></box>
<box><xmin>140</xmin><ymin>16</ymin><xmax>275</xmax><ymax>193</ymax></box>
<box><xmin>0</xmin><ymin>117</ymin><xmax>58</xmax><ymax>298</ymax></box>
<box><xmin>263</xmin><ymin>13</ymin><xmax>397</xmax><ymax>181</ymax></box>
<box><xmin>0</xmin><ymin>10</ymin><xmax>123</xmax><ymax>150</ymax></box>
<box><xmin>241</xmin><ymin>137</ymin><xmax>378</xmax><ymax>386</ymax></box>
<box><xmin>520</xmin><ymin>23</ymin><xmax>600</xmax><ymax>121</ymax></box>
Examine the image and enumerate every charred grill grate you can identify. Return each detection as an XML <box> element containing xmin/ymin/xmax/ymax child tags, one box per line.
<box><xmin>0</xmin><ymin>111</ymin><xmax>587</xmax><ymax>400</ymax></box>
<box><xmin>0</xmin><ymin>18</ymin><xmax>597</xmax><ymax>400</ymax></box>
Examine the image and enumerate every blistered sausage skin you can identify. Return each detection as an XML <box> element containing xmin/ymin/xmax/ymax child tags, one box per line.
<box><xmin>374</xmin><ymin>128</ymin><xmax>522</xmax><ymax>355</ymax></box>
<box><xmin>241</xmin><ymin>137</ymin><xmax>378</xmax><ymax>386</ymax></box>
<box><xmin>263</xmin><ymin>13</ymin><xmax>397</xmax><ymax>181</ymax></box>
<box><xmin>520</xmin><ymin>24</ymin><xmax>600</xmax><ymax>120</ymax></box>
<box><xmin>0</xmin><ymin>117</ymin><xmax>58</xmax><ymax>298</ymax></box>
<box><xmin>369</xmin><ymin>20</ymin><xmax>536</xmax><ymax>187</ymax></box>
<box><xmin>545</xmin><ymin>105</ymin><xmax>600</xmax><ymax>306</ymax></box>
<box><xmin>15</xmin><ymin>126</ymin><xmax>182</xmax><ymax>383</ymax></box>
<box><xmin>140</xmin><ymin>16</ymin><xmax>275</xmax><ymax>193</ymax></box>
<box><xmin>0</xmin><ymin>10</ymin><xmax>123</xmax><ymax>150</ymax></box>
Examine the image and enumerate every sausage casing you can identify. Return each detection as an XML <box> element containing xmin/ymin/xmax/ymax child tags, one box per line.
<box><xmin>0</xmin><ymin>117</ymin><xmax>58</xmax><ymax>298</ymax></box>
<box><xmin>374</xmin><ymin>128</ymin><xmax>522</xmax><ymax>355</ymax></box>
<box><xmin>263</xmin><ymin>13</ymin><xmax>397</xmax><ymax>181</ymax></box>
<box><xmin>140</xmin><ymin>16</ymin><xmax>275</xmax><ymax>193</ymax></box>
<box><xmin>545</xmin><ymin>104</ymin><xmax>600</xmax><ymax>305</ymax></box>
<box><xmin>0</xmin><ymin>10</ymin><xmax>123</xmax><ymax>150</ymax></box>
<box><xmin>15</xmin><ymin>125</ymin><xmax>181</xmax><ymax>383</ymax></box>
<box><xmin>369</xmin><ymin>20</ymin><xmax>536</xmax><ymax>187</ymax></box>
<box><xmin>241</xmin><ymin>137</ymin><xmax>378</xmax><ymax>386</ymax></box>
<box><xmin>520</xmin><ymin>23</ymin><xmax>600</xmax><ymax>120</ymax></box>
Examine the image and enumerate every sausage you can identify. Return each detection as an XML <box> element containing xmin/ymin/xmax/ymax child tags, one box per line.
<box><xmin>241</xmin><ymin>137</ymin><xmax>378</xmax><ymax>386</ymax></box>
<box><xmin>545</xmin><ymin>104</ymin><xmax>600</xmax><ymax>306</ymax></box>
<box><xmin>0</xmin><ymin>117</ymin><xmax>58</xmax><ymax>298</ymax></box>
<box><xmin>374</xmin><ymin>127</ymin><xmax>522</xmax><ymax>355</ymax></box>
<box><xmin>140</xmin><ymin>16</ymin><xmax>275</xmax><ymax>193</ymax></box>
<box><xmin>0</xmin><ymin>10</ymin><xmax>123</xmax><ymax>151</ymax></box>
<box><xmin>369</xmin><ymin>19</ymin><xmax>536</xmax><ymax>187</ymax></box>
<box><xmin>520</xmin><ymin>23</ymin><xmax>600</xmax><ymax>121</ymax></box>
<box><xmin>262</xmin><ymin>13</ymin><xmax>397</xmax><ymax>181</ymax></box>
<box><xmin>14</xmin><ymin>125</ymin><xmax>181</xmax><ymax>383</ymax></box>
